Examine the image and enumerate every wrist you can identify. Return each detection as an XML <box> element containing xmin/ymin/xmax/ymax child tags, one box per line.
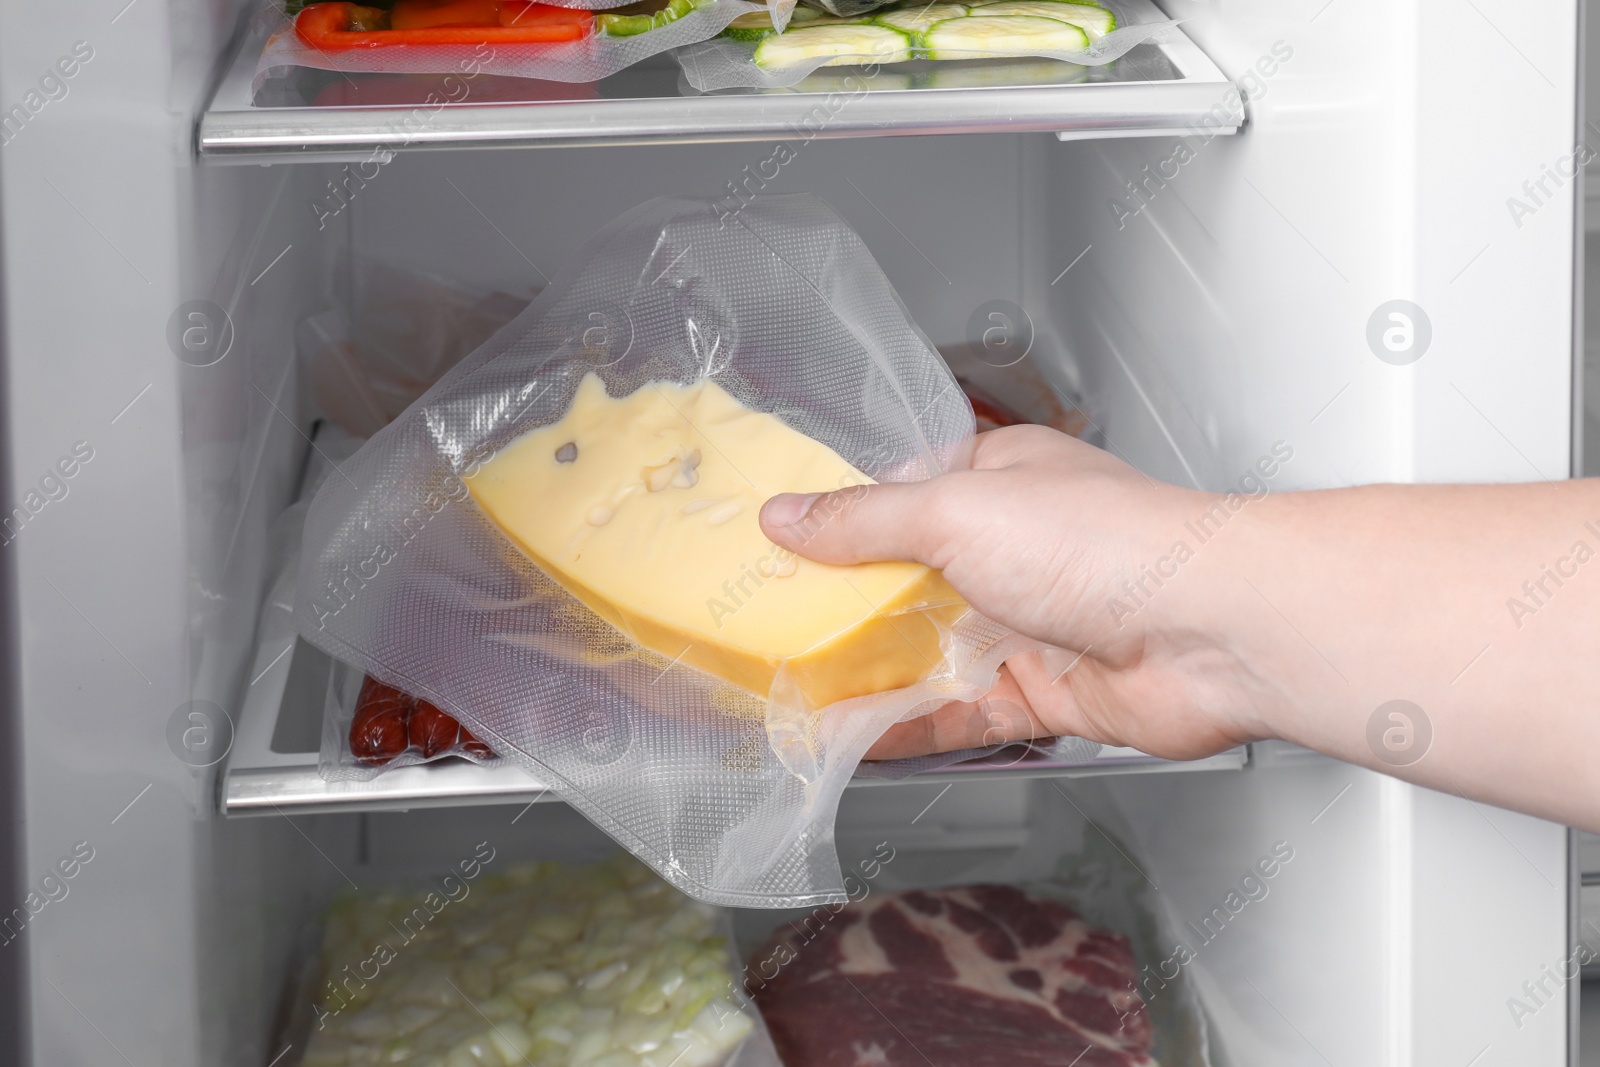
<box><xmin>1162</xmin><ymin>484</ymin><xmax>1434</xmax><ymax>759</ymax></box>
<box><xmin>1143</xmin><ymin>487</ymin><xmax>1307</xmax><ymax>747</ymax></box>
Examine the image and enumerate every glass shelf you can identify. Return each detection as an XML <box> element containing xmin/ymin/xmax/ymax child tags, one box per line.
<box><xmin>198</xmin><ymin>0</ymin><xmax>1241</xmax><ymax>162</ymax></box>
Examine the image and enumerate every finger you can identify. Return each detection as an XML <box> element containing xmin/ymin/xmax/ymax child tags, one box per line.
<box><xmin>1006</xmin><ymin>648</ymin><xmax>1104</xmax><ymax>742</ymax></box>
<box><xmin>863</xmin><ymin>667</ymin><xmax>1048</xmax><ymax>760</ymax></box>
<box><xmin>759</xmin><ymin>480</ymin><xmax>945</xmax><ymax>567</ymax></box>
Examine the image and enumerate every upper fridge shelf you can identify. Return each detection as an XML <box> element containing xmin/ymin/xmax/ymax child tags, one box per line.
<box><xmin>224</xmin><ymin>631</ymin><xmax>1248</xmax><ymax>817</ymax></box>
<box><xmin>197</xmin><ymin>0</ymin><xmax>1241</xmax><ymax>162</ymax></box>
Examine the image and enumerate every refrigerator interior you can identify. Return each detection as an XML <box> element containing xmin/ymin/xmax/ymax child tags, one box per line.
<box><xmin>0</xmin><ymin>0</ymin><xmax>1584</xmax><ymax>1065</ymax></box>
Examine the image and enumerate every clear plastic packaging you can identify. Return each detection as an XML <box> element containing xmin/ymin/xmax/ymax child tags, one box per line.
<box><xmin>1041</xmin><ymin>783</ymin><xmax>1216</xmax><ymax>1067</ymax></box>
<box><xmin>749</xmin><ymin>881</ymin><xmax>1162</xmax><ymax>1064</ymax></box>
<box><xmin>320</xmin><ymin>661</ymin><xmax>502</xmax><ymax>781</ymax></box>
<box><xmin>293</xmin><ymin>193</ymin><xmax>1048</xmax><ymax>908</ymax></box>
<box><xmin>794</xmin><ymin>0</ymin><xmax>890</xmax><ymax>17</ymax></box>
<box><xmin>727</xmin><ymin>780</ymin><xmax>1214</xmax><ymax>1065</ymax></box>
<box><xmin>290</xmin><ymin>853</ymin><xmax>782</xmax><ymax>1067</ymax></box>
<box><xmin>678</xmin><ymin>0</ymin><xmax>1179</xmax><ymax>92</ymax></box>
<box><xmin>942</xmin><ymin>340</ymin><xmax>1091</xmax><ymax>437</ymax></box>
<box><xmin>254</xmin><ymin>0</ymin><xmax>767</xmax><ymax>87</ymax></box>
<box><xmin>299</xmin><ymin>256</ymin><xmax>533</xmax><ymax>439</ymax></box>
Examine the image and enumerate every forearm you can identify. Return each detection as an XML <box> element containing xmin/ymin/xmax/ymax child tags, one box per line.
<box><xmin>1173</xmin><ymin>481</ymin><xmax>1600</xmax><ymax>827</ymax></box>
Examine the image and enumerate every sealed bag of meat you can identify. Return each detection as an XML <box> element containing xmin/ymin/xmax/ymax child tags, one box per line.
<box><xmin>750</xmin><ymin>883</ymin><xmax>1156</xmax><ymax>1066</ymax></box>
<box><xmin>320</xmin><ymin>662</ymin><xmax>501</xmax><ymax>781</ymax></box>
<box><xmin>940</xmin><ymin>340</ymin><xmax>1092</xmax><ymax>439</ymax></box>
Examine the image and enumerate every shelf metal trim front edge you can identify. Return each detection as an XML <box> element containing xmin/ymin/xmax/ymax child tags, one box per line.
<box><xmin>225</xmin><ymin>745</ymin><xmax>1249</xmax><ymax>815</ymax></box>
<box><xmin>200</xmin><ymin>79</ymin><xmax>1238</xmax><ymax>158</ymax></box>
<box><xmin>227</xmin><ymin>762</ymin><xmax>556</xmax><ymax>815</ymax></box>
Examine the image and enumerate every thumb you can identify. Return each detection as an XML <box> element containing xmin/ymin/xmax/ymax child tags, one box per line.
<box><xmin>759</xmin><ymin>481</ymin><xmax>942</xmax><ymax>567</ymax></box>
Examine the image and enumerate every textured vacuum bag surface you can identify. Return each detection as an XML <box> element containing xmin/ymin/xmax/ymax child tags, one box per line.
<box><xmin>294</xmin><ymin>194</ymin><xmax>1051</xmax><ymax>907</ymax></box>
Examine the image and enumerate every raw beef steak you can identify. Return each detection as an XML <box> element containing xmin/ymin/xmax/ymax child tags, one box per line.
<box><xmin>751</xmin><ymin>884</ymin><xmax>1156</xmax><ymax>1066</ymax></box>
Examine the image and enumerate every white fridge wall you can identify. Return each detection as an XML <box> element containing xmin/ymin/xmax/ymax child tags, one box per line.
<box><xmin>1094</xmin><ymin>758</ymin><xmax>1571</xmax><ymax>1067</ymax></box>
<box><xmin>349</xmin><ymin>135</ymin><xmax>1038</xmax><ymax>359</ymax></box>
<box><xmin>1041</xmin><ymin>1</ymin><xmax>1579</xmax><ymax>1065</ymax></box>
<box><xmin>1048</xmin><ymin>1</ymin><xmax>1579</xmax><ymax>489</ymax></box>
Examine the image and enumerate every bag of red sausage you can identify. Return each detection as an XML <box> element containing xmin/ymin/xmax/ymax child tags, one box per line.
<box><xmin>320</xmin><ymin>659</ymin><xmax>500</xmax><ymax>781</ymax></box>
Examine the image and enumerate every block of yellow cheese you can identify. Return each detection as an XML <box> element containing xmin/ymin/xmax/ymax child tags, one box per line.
<box><xmin>466</xmin><ymin>373</ymin><xmax>965</xmax><ymax>708</ymax></box>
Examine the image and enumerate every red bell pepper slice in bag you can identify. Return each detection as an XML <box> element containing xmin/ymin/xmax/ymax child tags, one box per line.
<box><xmin>389</xmin><ymin>0</ymin><xmax>501</xmax><ymax>29</ymax></box>
<box><xmin>295</xmin><ymin>1</ymin><xmax>592</xmax><ymax>48</ymax></box>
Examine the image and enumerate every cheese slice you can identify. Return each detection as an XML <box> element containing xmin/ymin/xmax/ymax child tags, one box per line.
<box><xmin>466</xmin><ymin>373</ymin><xmax>964</xmax><ymax>708</ymax></box>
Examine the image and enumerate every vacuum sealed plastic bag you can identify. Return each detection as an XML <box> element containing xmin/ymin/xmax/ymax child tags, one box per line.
<box><xmin>941</xmin><ymin>339</ymin><xmax>1091</xmax><ymax>436</ymax></box>
<box><xmin>728</xmin><ymin>780</ymin><xmax>1213</xmax><ymax>1066</ymax></box>
<box><xmin>299</xmin><ymin>256</ymin><xmax>533</xmax><ymax>439</ymax></box>
<box><xmin>294</xmin><ymin>193</ymin><xmax>1046</xmax><ymax>907</ymax></box>
<box><xmin>1041</xmin><ymin>783</ymin><xmax>1216</xmax><ymax>1067</ymax></box>
<box><xmin>679</xmin><ymin>0</ymin><xmax>1178</xmax><ymax>92</ymax></box>
<box><xmin>255</xmin><ymin>0</ymin><xmax>767</xmax><ymax>86</ymax></box>
<box><xmin>749</xmin><ymin>882</ymin><xmax>1162</xmax><ymax>1064</ymax></box>
<box><xmin>321</xmin><ymin>663</ymin><xmax>502</xmax><ymax>781</ymax></box>
<box><xmin>294</xmin><ymin>853</ymin><xmax>783</xmax><ymax>1067</ymax></box>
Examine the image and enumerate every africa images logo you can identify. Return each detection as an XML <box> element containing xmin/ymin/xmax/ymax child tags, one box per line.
<box><xmin>1365</xmin><ymin>700</ymin><xmax>1432</xmax><ymax>767</ymax></box>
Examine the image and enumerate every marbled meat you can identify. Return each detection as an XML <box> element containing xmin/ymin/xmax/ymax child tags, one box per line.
<box><xmin>751</xmin><ymin>884</ymin><xmax>1156</xmax><ymax>1066</ymax></box>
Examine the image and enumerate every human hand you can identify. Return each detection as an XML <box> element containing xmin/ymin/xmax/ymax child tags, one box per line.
<box><xmin>769</xmin><ymin>426</ymin><xmax>1600</xmax><ymax>829</ymax></box>
<box><xmin>759</xmin><ymin>426</ymin><xmax>1275</xmax><ymax>761</ymax></box>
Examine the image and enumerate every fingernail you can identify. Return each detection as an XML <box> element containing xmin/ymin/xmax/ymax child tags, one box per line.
<box><xmin>761</xmin><ymin>492</ymin><xmax>819</xmax><ymax>529</ymax></box>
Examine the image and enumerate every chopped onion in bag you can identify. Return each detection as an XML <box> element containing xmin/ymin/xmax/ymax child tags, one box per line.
<box><xmin>301</xmin><ymin>855</ymin><xmax>769</xmax><ymax>1067</ymax></box>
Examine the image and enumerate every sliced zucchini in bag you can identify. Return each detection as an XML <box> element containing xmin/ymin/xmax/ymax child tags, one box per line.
<box><xmin>923</xmin><ymin>14</ymin><xmax>1088</xmax><ymax>59</ymax></box>
<box><xmin>723</xmin><ymin>11</ymin><xmax>783</xmax><ymax>40</ymax></box>
<box><xmin>875</xmin><ymin>3</ymin><xmax>967</xmax><ymax>42</ymax></box>
<box><xmin>753</xmin><ymin>24</ymin><xmax>913</xmax><ymax>68</ymax></box>
<box><xmin>722</xmin><ymin>6</ymin><xmax>864</xmax><ymax>40</ymax></box>
<box><xmin>965</xmin><ymin>0</ymin><xmax>1115</xmax><ymax>36</ymax></box>
<box><xmin>597</xmin><ymin>0</ymin><xmax>710</xmax><ymax>36</ymax></box>
<box><xmin>597</xmin><ymin>10</ymin><xmax>656</xmax><ymax>36</ymax></box>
